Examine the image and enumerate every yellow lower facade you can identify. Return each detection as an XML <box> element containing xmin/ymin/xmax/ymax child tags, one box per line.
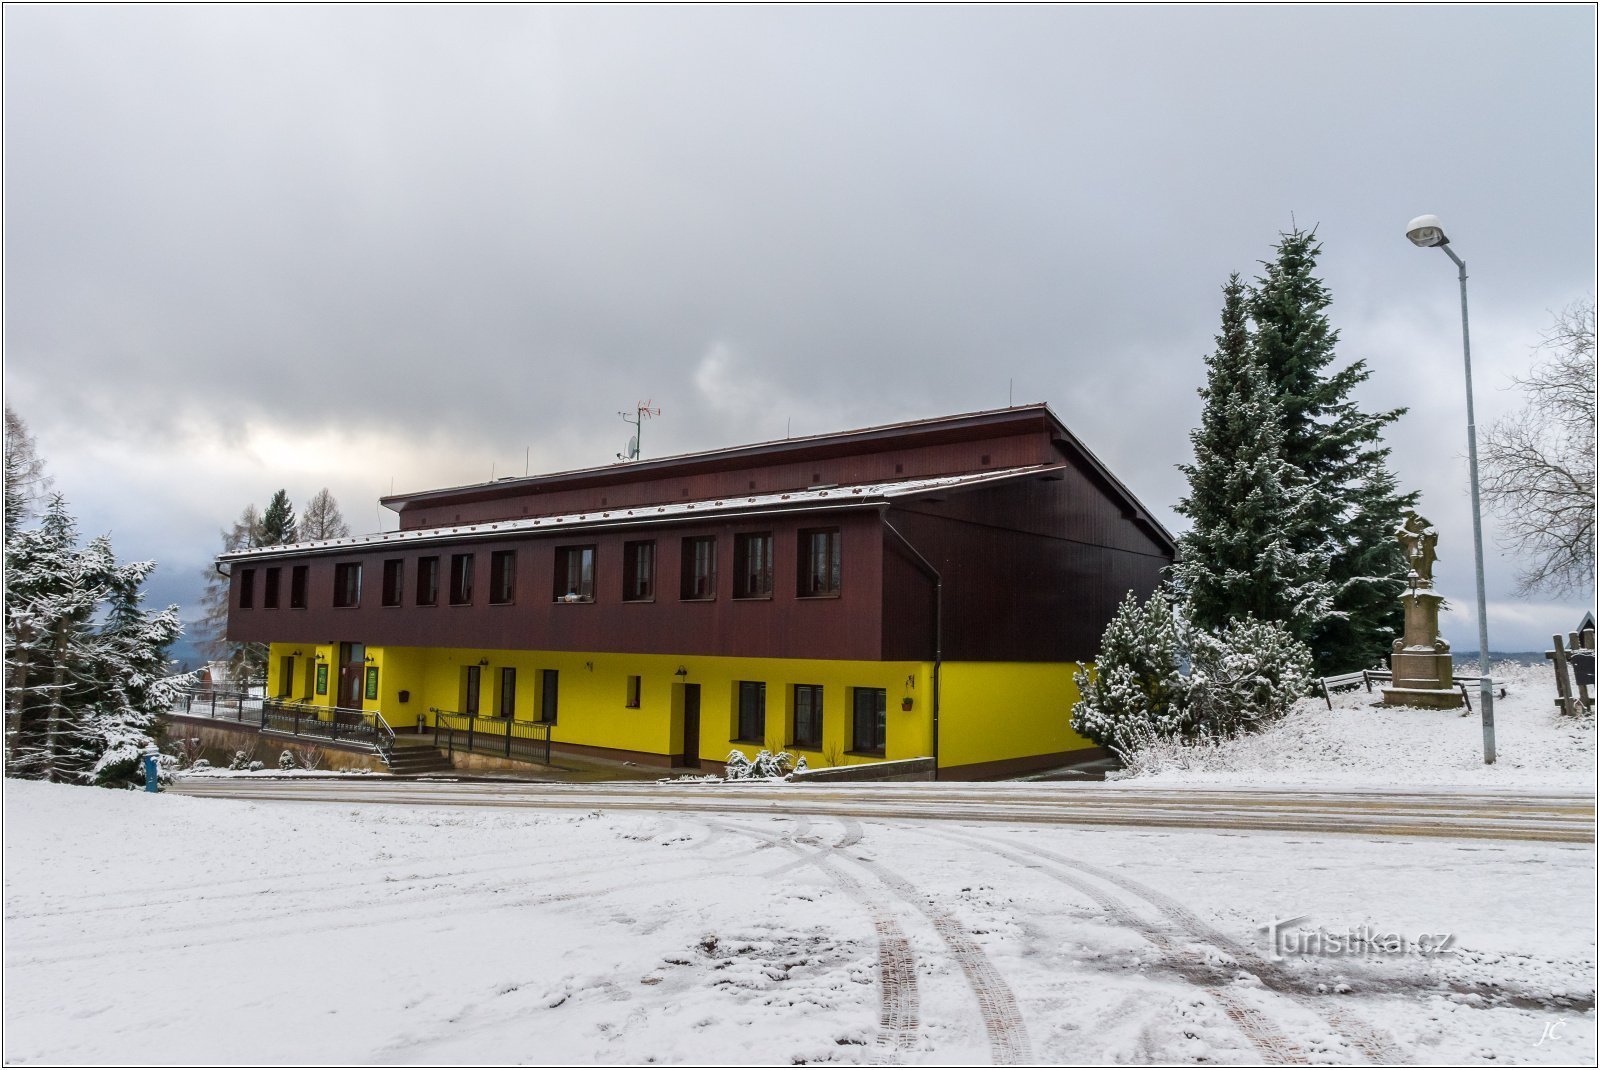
<box><xmin>264</xmin><ymin>642</ymin><xmax>1098</xmax><ymax>776</ymax></box>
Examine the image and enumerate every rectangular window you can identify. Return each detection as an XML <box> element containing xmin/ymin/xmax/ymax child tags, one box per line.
<box><xmin>793</xmin><ymin>684</ymin><xmax>824</xmax><ymax>750</ymax></box>
<box><xmin>238</xmin><ymin>568</ymin><xmax>255</xmax><ymax>609</ymax></box>
<box><xmin>733</xmin><ymin>532</ymin><xmax>774</xmax><ymax>599</ymax></box>
<box><xmin>799</xmin><ymin>529</ymin><xmax>842</xmax><ymax>597</ymax></box>
<box><xmin>449</xmin><ymin>553</ymin><xmax>474</xmax><ymax>605</ymax></box>
<box><xmin>498</xmin><ymin>667</ymin><xmax>517</xmax><ymax>718</ymax></box>
<box><xmin>625</xmin><ymin>674</ymin><xmax>642</xmax><ymax>709</ymax></box>
<box><xmin>381</xmin><ymin>559</ymin><xmax>404</xmax><ymax>607</ymax></box>
<box><xmin>461</xmin><ymin>665</ymin><xmax>481</xmax><ymax>715</ymax></box>
<box><xmin>680</xmin><ymin>536</ymin><xmax>717</xmax><ymax>600</ymax></box>
<box><xmin>417</xmin><ymin>556</ymin><xmax>439</xmax><ymax>606</ymax></box>
<box><xmin>277</xmin><ymin>655</ymin><xmax>295</xmax><ymax>699</ymax></box>
<box><xmin>263</xmin><ymin>567</ymin><xmax>281</xmax><ymax>609</ymax></box>
<box><xmin>490</xmin><ymin>550</ymin><xmax>517</xmax><ymax>605</ymax></box>
<box><xmin>736</xmin><ymin>680</ymin><xmax>766</xmax><ymax>743</ymax></box>
<box><xmin>851</xmin><ymin>687</ymin><xmax>886</xmax><ymax>755</ymax></box>
<box><xmin>553</xmin><ymin>545</ymin><xmax>595</xmax><ymax>602</ymax></box>
<box><xmin>290</xmin><ymin>565</ymin><xmax>308</xmax><ymax>609</ymax></box>
<box><xmin>333</xmin><ymin>562</ymin><xmax>362</xmax><ymax>608</ymax></box>
<box><xmin>538</xmin><ymin>669</ymin><xmax>559</xmax><ymax>724</ymax></box>
<box><xmin>622</xmin><ymin>540</ymin><xmax>655</xmax><ymax>602</ymax></box>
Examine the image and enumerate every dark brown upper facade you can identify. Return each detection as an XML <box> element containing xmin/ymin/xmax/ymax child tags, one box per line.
<box><xmin>224</xmin><ymin>406</ymin><xmax>1175</xmax><ymax>663</ymax></box>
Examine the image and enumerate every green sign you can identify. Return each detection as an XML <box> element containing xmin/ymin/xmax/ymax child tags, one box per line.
<box><xmin>315</xmin><ymin>663</ymin><xmax>329</xmax><ymax>696</ymax></box>
<box><xmin>365</xmin><ymin>666</ymin><xmax>379</xmax><ymax>702</ymax></box>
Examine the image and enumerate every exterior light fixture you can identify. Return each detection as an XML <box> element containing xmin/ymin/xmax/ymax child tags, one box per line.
<box><xmin>1404</xmin><ymin>212</ymin><xmax>1495</xmax><ymax>764</ymax></box>
<box><xmin>674</xmin><ymin>666</ymin><xmax>688</xmax><ymax>679</ymax></box>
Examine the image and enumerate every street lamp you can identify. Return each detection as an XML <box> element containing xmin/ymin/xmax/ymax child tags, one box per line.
<box><xmin>1405</xmin><ymin>213</ymin><xmax>1495</xmax><ymax>764</ymax></box>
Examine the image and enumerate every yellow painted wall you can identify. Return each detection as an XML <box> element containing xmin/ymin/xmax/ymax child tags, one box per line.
<box><xmin>266</xmin><ymin>643</ymin><xmax>336</xmax><ymax>708</ymax></box>
<box><xmin>937</xmin><ymin>661</ymin><xmax>1094</xmax><ymax>771</ymax></box>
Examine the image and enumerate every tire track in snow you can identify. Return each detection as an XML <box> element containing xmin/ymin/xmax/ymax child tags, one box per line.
<box><xmin>968</xmin><ymin>833</ymin><xmax>1410</xmax><ymax>1065</ymax></box>
<box><xmin>937</xmin><ymin>829</ymin><xmax>1306</xmax><ymax>1065</ymax></box>
<box><xmin>704</xmin><ymin>820</ymin><xmax>921</xmax><ymax>1059</ymax></box>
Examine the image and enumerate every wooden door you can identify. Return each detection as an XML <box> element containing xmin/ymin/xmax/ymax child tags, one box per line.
<box><xmin>338</xmin><ymin>642</ymin><xmax>365</xmax><ymax>708</ymax></box>
<box><xmin>681</xmin><ymin>684</ymin><xmax>701</xmax><ymax>768</ymax></box>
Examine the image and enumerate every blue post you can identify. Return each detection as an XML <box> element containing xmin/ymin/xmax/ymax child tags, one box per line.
<box><xmin>141</xmin><ymin>745</ymin><xmax>160</xmax><ymax>793</ymax></box>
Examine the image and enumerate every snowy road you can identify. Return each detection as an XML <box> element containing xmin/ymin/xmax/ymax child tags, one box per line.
<box><xmin>6</xmin><ymin>780</ymin><xmax>1595</xmax><ymax>1066</ymax></box>
<box><xmin>169</xmin><ymin>777</ymin><xmax>1598</xmax><ymax>843</ymax></box>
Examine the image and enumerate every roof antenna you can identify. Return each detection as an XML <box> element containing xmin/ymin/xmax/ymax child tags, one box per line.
<box><xmin>525</xmin><ymin>447</ymin><xmax>530</xmax><ymax>476</ymax></box>
<box><xmin>1009</xmin><ymin>378</ymin><xmax>1013</xmax><ymax>407</ymax></box>
<box><xmin>617</xmin><ymin>399</ymin><xmax>660</xmax><ymax>461</ymax></box>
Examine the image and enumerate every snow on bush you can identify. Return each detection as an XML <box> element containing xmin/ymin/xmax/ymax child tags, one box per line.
<box><xmin>227</xmin><ymin>750</ymin><xmax>250</xmax><ymax>771</ymax></box>
<box><xmin>278</xmin><ymin>750</ymin><xmax>296</xmax><ymax>771</ymax></box>
<box><xmin>1073</xmin><ymin>589</ymin><xmax>1313</xmax><ymax>758</ymax></box>
<box><xmin>724</xmin><ymin>749</ymin><xmax>797</xmax><ymax>780</ymax></box>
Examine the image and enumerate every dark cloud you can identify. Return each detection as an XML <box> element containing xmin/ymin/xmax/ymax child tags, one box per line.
<box><xmin>4</xmin><ymin>6</ymin><xmax>1594</xmax><ymax>646</ymax></box>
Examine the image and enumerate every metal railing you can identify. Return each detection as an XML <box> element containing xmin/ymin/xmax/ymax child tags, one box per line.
<box><xmin>430</xmin><ymin>708</ymin><xmax>552</xmax><ymax>765</ymax></box>
<box><xmin>170</xmin><ymin>688</ymin><xmax>395</xmax><ymax>759</ymax></box>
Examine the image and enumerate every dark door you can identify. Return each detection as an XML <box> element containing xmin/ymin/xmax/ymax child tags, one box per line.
<box><xmin>338</xmin><ymin>642</ymin><xmax>365</xmax><ymax>708</ymax></box>
<box><xmin>681</xmin><ymin>684</ymin><xmax>701</xmax><ymax>768</ymax></box>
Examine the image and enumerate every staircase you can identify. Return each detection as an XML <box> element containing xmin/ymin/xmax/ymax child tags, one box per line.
<box><xmin>383</xmin><ymin>741</ymin><xmax>455</xmax><ymax>776</ymax></box>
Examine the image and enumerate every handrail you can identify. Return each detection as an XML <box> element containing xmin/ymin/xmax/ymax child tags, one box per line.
<box><xmin>429</xmin><ymin>707</ymin><xmax>551</xmax><ymax>765</ymax></box>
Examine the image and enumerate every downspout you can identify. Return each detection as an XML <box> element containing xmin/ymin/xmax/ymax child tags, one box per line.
<box><xmin>880</xmin><ymin>511</ymin><xmax>942</xmax><ymax>779</ymax></box>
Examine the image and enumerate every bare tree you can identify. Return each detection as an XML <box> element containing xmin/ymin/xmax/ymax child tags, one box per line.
<box><xmin>1481</xmin><ymin>297</ymin><xmax>1597</xmax><ymax>596</ymax></box>
<box><xmin>300</xmin><ymin>487</ymin><xmax>350</xmax><ymax>540</ymax></box>
<box><xmin>4</xmin><ymin>406</ymin><xmax>53</xmax><ymax>531</ymax></box>
<box><xmin>195</xmin><ymin>505</ymin><xmax>267</xmax><ymax>686</ymax></box>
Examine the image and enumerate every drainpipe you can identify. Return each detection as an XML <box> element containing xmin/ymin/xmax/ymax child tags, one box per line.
<box><xmin>880</xmin><ymin>511</ymin><xmax>942</xmax><ymax>779</ymax></box>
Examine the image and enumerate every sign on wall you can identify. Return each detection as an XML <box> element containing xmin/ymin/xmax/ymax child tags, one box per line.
<box><xmin>315</xmin><ymin>663</ymin><xmax>329</xmax><ymax>696</ymax></box>
<box><xmin>365</xmin><ymin>666</ymin><xmax>380</xmax><ymax>702</ymax></box>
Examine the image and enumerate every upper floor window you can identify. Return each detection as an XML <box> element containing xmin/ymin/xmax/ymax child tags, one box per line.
<box><xmin>622</xmin><ymin>540</ymin><xmax>655</xmax><ymax>602</ymax></box>
<box><xmin>333</xmin><ymin>562</ymin><xmax>362</xmax><ymax>608</ymax></box>
<box><xmin>490</xmin><ymin>550</ymin><xmax>517</xmax><ymax>605</ymax></box>
<box><xmin>263</xmin><ymin>567</ymin><xmax>281</xmax><ymax>609</ymax></box>
<box><xmin>381</xmin><ymin>559</ymin><xmax>404</xmax><ymax>607</ymax></box>
<box><xmin>680</xmin><ymin>536</ymin><xmax>716</xmax><ymax>600</ymax></box>
<box><xmin>417</xmin><ymin>556</ymin><xmax>439</xmax><ymax>606</ymax></box>
<box><xmin>733</xmin><ymin>532</ymin><xmax>773</xmax><ymax>599</ymax></box>
<box><xmin>290</xmin><ymin>565</ymin><xmax>308</xmax><ymax>608</ymax></box>
<box><xmin>238</xmin><ymin>568</ymin><xmax>255</xmax><ymax>609</ymax></box>
<box><xmin>449</xmin><ymin>553</ymin><xmax>474</xmax><ymax>605</ymax></box>
<box><xmin>553</xmin><ymin>545</ymin><xmax>594</xmax><ymax>603</ymax></box>
<box><xmin>798</xmin><ymin>528</ymin><xmax>841</xmax><ymax>597</ymax></box>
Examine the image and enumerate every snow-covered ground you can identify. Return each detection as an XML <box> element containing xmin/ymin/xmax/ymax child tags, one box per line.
<box><xmin>1110</xmin><ymin>661</ymin><xmax>1596</xmax><ymax>791</ymax></box>
<box><xmin>3</xmin><ymin>779</ymin><xmax>1594</xmax><ymax>1065</ymax></box>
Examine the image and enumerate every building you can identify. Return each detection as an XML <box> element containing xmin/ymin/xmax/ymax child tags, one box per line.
<box><xmin>220</xmin><ymin>405</ymin><xmax>1174</xmax><ymax>778</ymax></box>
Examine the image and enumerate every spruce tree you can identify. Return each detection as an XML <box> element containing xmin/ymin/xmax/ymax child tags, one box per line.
<box><xmin>1174</xmin><ymin>275</ymin><xmax>1331</xmax><ymax>637</ymax></box>
<box><xmin>260</xmin><ymin>490</ymin><xmax>297</xmax><ymax>545</ymax></box>
<box><xmin>1248</xmin><ymin>229</ymin><xmax>1415</xmax><ymax>673</ymax></box>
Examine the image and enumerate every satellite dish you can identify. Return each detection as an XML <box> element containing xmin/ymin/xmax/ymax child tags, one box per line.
<box><xmin>628</xmin><ymin>435</ymin><xmax>638</xmax><ymax>458</ymax></box>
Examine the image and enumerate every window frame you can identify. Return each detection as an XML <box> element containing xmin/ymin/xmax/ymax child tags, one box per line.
<box><xmin>498</xmin><ymin>666</ymin><xmax>517</xmax><ymax>718</ymax></box>
<box><xmin>381</xmin><ymin>559</ymin><xmax>405</xmax><ymax>607</ymax></box>
<box><xmin>449</xmin><ymin>553</ymin><xmax>474</xmax><ymax>606</ymax></box>
<box><xmin>537</xmin><ymin>668</ymin><xmax>559</xmax><ymax>724</ymax></box>
<box><xmin>552</xmin><ymin>545</ymin><xmax>596</xmax><ymax>603</ymax></box>
<box><xmin>679</xmin><ymin>536</ymin><xmax>717</xmax><ymax>601</ymax></box>
<box><xmin>238</xmin><ymin>568</ymin><xmax>255</xmax><ymax>609</ymax></box>
<box><xmin>416</xmin><ymin>556</ymin><xmax>440</xmax><ymax>607</ymax></box>
<box><xmin>333</xmin><ymin>562</ymin><xmax>362</xmax><ymax>608</ymax></box>
<box><xmin>798</xmin><ymin>528</ymin><xmax>842</xmax><ymax>598</ymax></box>
<box><xmin>490</xmin><ymin>549</ymin><xmax>517</xmax><ymax>605</ymax></box>
<box><xmin>735</xmin><ymin>680</ymin><xmax>766</xmax><ymax>744</ymax></box>
<box><xmin>263</xmin><ymin>567</ymin><xmax>281</xmax><ymax>609</ymax></box>
<box><xmin>622</xmin><ymin>540</ymin><xmax>656</xmax><ymax>602</ymax></box>
<box><xmin>625</xmin><ymin>674</ymin><xmax>642</xmax><ymax>709</ymax></box>
<box><xmin>792</xmin><ymin>684</ymin><xmax>824</xmax><ymax>750</ymax></box>
<box><xmin>733</xmin><ymin>532</ymin><xmax>774</xmax><ymax>600</ymax></box>
<box><xmin>850</xmin><ymin>687</ymin><xmax>887</xmax><ymax>756</ymax></box>
<box><xmin>290</xmin><ymin>565</ymin><xmax>308</xmax><ymax>609</ymax></box>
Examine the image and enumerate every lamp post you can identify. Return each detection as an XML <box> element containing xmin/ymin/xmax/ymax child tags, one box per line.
<box><xmin>1405</xmin><ymin>213</ymin><xmax>1495</xmax><ymax>764</ymax></box>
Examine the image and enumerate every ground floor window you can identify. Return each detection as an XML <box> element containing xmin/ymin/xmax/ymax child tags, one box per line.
<box><xmin>498</xmin><ymin>667</ymin><xmax>517</xmax><ymax>718</ymax></box>
<box><xmin>736</xmin><ymin>681</ymin><xmax>765</xmax><ymax>743</ymax></box>
<box><xmin>461</xmin><ymin>664</ymin><xmax>481</xmax><ymax>715</ymax></box>
<box><xmin>538</xmin><ymin>669</ymin><xmax>559</xmax><ymax>724</ymax></box>
<box><xmin>625</xmin><ymin>675</ymin><xmax>642</xmax><ymax>708</ymax></box>
<box><xmin>793</xmin><ymin>684</ymin><xmax>823</xmax><ymax>749</ymax></box>
<box><xmin>851</xmin><ymin>687</ymin><xmax>886</xmax><ymax>755</ymax></box>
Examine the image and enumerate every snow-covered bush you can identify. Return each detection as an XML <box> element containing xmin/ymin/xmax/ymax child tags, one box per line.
<box><xmin>227</xmin><ymin>750</ymin><xmax>250</xmax><ymax>771</ymax></box>
<box><xmin>247</xmin><ymin>760</ymin><xmax>265</xmax><ymax>772</ymax></box>
<box><xmin>190</xmin><ymin>758</ymin><xmax>211</xmax><ymax>771</ymax></box>
<box><xmin>1072</xmin><ymin>589</ymin><xmax>1314</xmax><ymax>758</ymax></box>
<box><xmin>723</xmin><ymin>749</ymin><xmax>796</xmax><ymax>780</ymax></box>
<box><xmin>278</xmin><ymin>750</ymin><xmax>296</xmax><ymax>771</ymax></box>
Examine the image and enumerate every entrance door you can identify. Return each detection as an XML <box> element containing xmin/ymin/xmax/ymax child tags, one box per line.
<box><xmin>338</xmin><ymin>642</ymin><xmax>365</xmax><ymax>708</ymax></box>
<box><xmin>681</xmin><ymin>684</ymin><xmax>701</xmax><ymax>768</ymax></box>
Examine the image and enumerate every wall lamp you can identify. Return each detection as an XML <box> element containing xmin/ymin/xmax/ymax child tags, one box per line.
<box><xmin>477</xmin><ymin>658</ymin><xmax>490</xmax><ymax>667</ymax></box>
<box><xmin>674</xmin><ymin>666</ymin><xmax>688</xmax><ymax>679</ymax></box>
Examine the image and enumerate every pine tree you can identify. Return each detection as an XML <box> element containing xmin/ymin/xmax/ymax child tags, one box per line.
<box><xmin>299</xmin><ymin>487</ymin><xmax>350</xmax><ymax>540</ymax></box>
<box><xmin>1174</xmin><ymin>275</ymin><xmax>1332</xmax><ymax>637</ymax></box>
<box><xmin>260</xmin><ymin>490</ymin><xmax>297</xmax><ymax>546</ymax></box>
<box><xmin>4</xmin><ymin>494</ymin><xmax>184</xmax><ymax>784</ymax></box>
<box><xmin>1248</xmin><ymin>228</ymin><xmax>1415</xmax><ymax>673</ymax></box>
<box><xmin>1071</xmin><ymin>589</ymin><xmax>1188</xmax><ymax>755</ymax></box>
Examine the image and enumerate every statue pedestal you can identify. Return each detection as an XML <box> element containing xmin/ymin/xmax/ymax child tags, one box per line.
<box><xmin>1381</xmin><ymin>591</ymin><xmax>1463</xmax><ymax>709</ymax></box>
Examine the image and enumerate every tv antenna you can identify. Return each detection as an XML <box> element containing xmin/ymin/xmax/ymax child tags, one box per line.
<box><xmin>617</xmin><ymin>399</ymin><xmax>660</xmax><ymax>461</ymax></box>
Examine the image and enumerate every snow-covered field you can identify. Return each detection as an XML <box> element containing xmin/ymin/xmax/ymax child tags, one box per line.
<box><xmin>3</xmin><ymin>779</ymin><xmax>1594</xmax><ymax>1065</ymax></box>
<box><xmin>1111</xmin><ymin>661</ymin><xmax>1596</xmax><ymax>791</ymax></box>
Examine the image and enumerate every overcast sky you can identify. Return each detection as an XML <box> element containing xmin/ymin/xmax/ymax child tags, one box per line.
<box><xmin>4</xmin><ymin>5</ymin><xmax>1595</xmax><ymax>651</ymax></box>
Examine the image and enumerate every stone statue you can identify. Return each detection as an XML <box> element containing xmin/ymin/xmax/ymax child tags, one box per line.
<box><xmin>1396</xmin><ymin>514</ymin><xmax>1438</xmax><ymax>590</ymax></box>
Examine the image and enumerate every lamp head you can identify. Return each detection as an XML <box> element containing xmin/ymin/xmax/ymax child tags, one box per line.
<box><xmin>1406</xmin><ymin>214</ymin><xmax>1449</xmax><ymax>248</ymax></box>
